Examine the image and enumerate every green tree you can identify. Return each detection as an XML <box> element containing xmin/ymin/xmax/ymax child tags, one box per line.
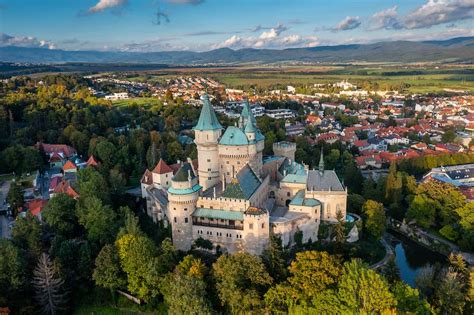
<box><xmin>262</xmin><ymin>234</ymin><xmax>287</xmax><ymax>283</ymax></box>
<box><xmin>392</xmin><ymin>281</ymin><xmax>432</xmax><ymax>314</ymax></box>
<box><xmin>12</xmin><ymin>213</ymin><xmax>42</xmax><ymax>258</ymax></box>
<box><xmin>212</xmin><ymin>253</ymin><xmax>273</xmax><ymax>313</ymax></box>
<box><xmin>76</xmin><ymin>196</ymin><xmax>117</xmax><ymax>244</ymax></box>
<box><xmin>337</xmin><ymin>259</ymin><xmax>396</xmax><ymax>314</ymax></box>
<box><xmin>7</xmin><ymin>182</ymin><xmax>24</xmax><ymax>217</ymax></box>
<box><xmin>362</xmin><ymin>200</ymin><xmax>386</xmax><ymax>240</ymax></box>
<box><xmin>42</xmin><ymin>193</ymin><xmax>78</xmax><ymax>237</ymax></box>
<box><xmin>116</xmin><ymin>233</ymin><xmax>159</xmax><ymax>302</ymax></box>
<box><xmin>0</xmin><ymin>239</ymin><xmax>26</xmax><ymax>295</ymax></box>
<box><xmin>334</xmin><ymin>210</ymin><xmax>346</xmax><ymax>250</ymax></box>
<box><xmin>161</xmin><ymin>273</ymin><xmax>212</xmax><ymax>315</ymax></box>
<box><xmin>347</xmin><ymin>193</ymin><xmax>365</xmax><ymax>214</ymax></box>
<box><xmin>93</xmin><ymin>244</ymin><xmax>126</xmax><ymax>294</ymax></box>
<box><xmin>77</xmin><ymin>168</ymin><xmax>110</xmax><ymax>204</ymax></box>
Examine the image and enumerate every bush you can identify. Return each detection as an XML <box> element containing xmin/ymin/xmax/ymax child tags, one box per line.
<box><xmin>193</xmin><ymin>237</ymin><xmax>213</xmax><ymax>250</ymax></box>
<box><xmin>438</xmin><ymin>225</ymin><xmax>459</xmax><ymax>242</ymax></box>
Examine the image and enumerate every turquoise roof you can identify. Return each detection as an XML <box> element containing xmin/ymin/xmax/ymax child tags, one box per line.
<box><xmin>256</xmin><ymin>130</ymin><xmax>265</xmax><ymax>142</ymax></box>
<box><xmin>241</xmin><ymin>100</ymin><xmax>257</xmax><ymax>126</ymax></box>
<box><xmin>193</xmin><ymin>208</ymin><xmax>244</xmax><ymax>221</ymax></box>
<box><xmin>222</xmin><ymin>165</ymin><xmax>261</xmax><ymax>199</ymax></box>
<box><xmin>193</xmin><ymin>94</ymin><xmax>222</xmax><ymax>131</ymax></box>
<box><xmin>168</xmin><ymin>183</ymin><xmax>202</xmax><ymax>195</ymax></box>
<box><xmin>290</xmin><ymin>190</ymin><xmax>321</xmax><ymax>207</ymax></box>
<box><xmin>279</xmin><ymin>159</ymin><xmax>307</xmax><ymax>176</ymax></box>
<box><xmin>244</xmin><ymin>117</ymin><xmax>256</xmax><ymax>133</ymax></box>
<box><xmin>281</xmin><ymin>174</ymin><xmax>308</xmax><ymax>184</ymax></box>
<box><xmin>173</xmin><ymin>162</ymin><xmax>196</xmax><ymax>182</ymax></box>
<box><xmin>219</xmin><ymin>126</ymin><xmax>249</xmax><ymax>146</ymax></box>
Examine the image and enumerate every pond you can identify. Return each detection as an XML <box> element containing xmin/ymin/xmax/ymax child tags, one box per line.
<box><xmin>388</xmin><ymin>231</ymin><xmax>447</xmax><ymax>287</ymax></box>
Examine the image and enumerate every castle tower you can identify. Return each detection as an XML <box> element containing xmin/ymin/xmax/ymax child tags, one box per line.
<box><xmin>194</xmin><ymin>94</ymin><xmax>223</xmax><ymax>191</ymax></box>
<box><xmin>273</xmin><ymin>141</ymin><xmax>296</xmax><ymax>161</ymax></box>
<box><xmin>167</xmin><ymin>162</ymin><xmax>201</xmax><ymax>251</ymax></box>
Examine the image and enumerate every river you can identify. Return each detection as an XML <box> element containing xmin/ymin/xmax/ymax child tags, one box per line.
<box><xmin>388</xmin><ymin>231</ymin><xmax>447</xmax><ymax>287</ymax></box>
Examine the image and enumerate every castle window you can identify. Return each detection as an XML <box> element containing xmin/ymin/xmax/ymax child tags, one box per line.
<box><xmin>207</xmin><ymin>159</ymin><xmax>211</xmax><ymax>162</ymax></box>
<box><xmin>226</xmin><ymin>161</ymin><xmax>229</xmax><ymax>164</ymax></box>
<box><xmin>249</xmin><ymin>223</ymin><xmax>254</xmax><ymax>230</ymax></box>
<box><xmin>174</xmin><ymin>217</ymin><xmax>177</xmax><ymax>223</ymax></box>
<box><xmin>208</xmin><ymin>177</ymin><xmax>211</xmax><ymax>180</ymax></box>
<box><xmin>287</xmin><ymin>192</ymin><xmax>291</xmax><ymax>197</ymax></box>
<box><xmin>208</xmin><ymin>168</ymin><xmax>211</xmax><ymax>172</ymax></box>
<box><xmin>185</xmin><ymin>218</ymin><xmax>188</xmax><ymax>223</ymax></box>
<box><xmin>173</xmin><ymin>207</ymin><xmax>176</xmax><ymax>210</ymax></box>
<box><xmin>237</xmin><ymin>161</ymin><xmax>240</xmax><ymax>164</ymax></box>
<box><xmin>166</xmin><ymin>181</ymin><xmax>169</xmax><ymax>185</ymax></box>
<box><xmin>261</xmin><ymin>223</ymin><xmax>265</xmax><ymax>229</ymax></box>
<box><xmin>184</xmin><ymin>208</ymin><xmax>187</xmax><ymax>211</ymax></box>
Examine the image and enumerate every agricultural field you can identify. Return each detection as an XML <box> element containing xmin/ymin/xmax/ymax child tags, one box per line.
<box><xmin>124</xmin><ymin>64</ymin><xmax>474</xmax><ymax>94</ymax></box>
<box><xmin>111</xmin><ymin>97</ymin><xmax>163</xmax><ymax>109</ymax></box>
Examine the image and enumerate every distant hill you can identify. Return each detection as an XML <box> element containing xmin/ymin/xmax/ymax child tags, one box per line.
<box><xmin>1</xmin><ymin>37</ymin><xmax>473</xmax><ymax>65</ymax></box>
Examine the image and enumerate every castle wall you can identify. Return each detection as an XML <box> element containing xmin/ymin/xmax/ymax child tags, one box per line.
<box><xmin>152</xmin><ymin>172</ymin><xmax>173</xmax><ymax>189</ymax></box>
<box><xmin>305</xmin><ymin>190</ymin><xmax>347</xmax><ymax>222</ymax></box>
<box><xmin>243</xmin><ymin>212</ymin><xmax>270</xmax><ymax>255</ymax></box>
<box><xmin>276</xmin><ymin>182</ymin><xmax>306</xmax><ymax>206</ymax></box>
<box><xmin>192</xmin><ymin>225</ymin><xmax>244</xmax><ymax>253</ymax></box>
<box><xmin>195</xmin><ymin>130</ymin><xmax>221</xmax><ymax>191</ymax></box>
<box><xmin>168</xmin><ymin>191</ymin><xmax>199</xmax><ymax>251</ymax></box>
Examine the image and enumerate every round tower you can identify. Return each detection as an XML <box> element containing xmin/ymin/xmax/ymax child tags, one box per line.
<box><xmin>273</xmin><ymin>141</ymin><xmax>296</xmax><ymax>161</ymax></box>
<box><xmin>193</xmin><ymin>94</ymin><xmax>223</xmax><ymax>191</ymax></box>
<box><xmin>167</xmin><ymin>162</ymin><xmax>201</xmax><ymax>251</ymax></box>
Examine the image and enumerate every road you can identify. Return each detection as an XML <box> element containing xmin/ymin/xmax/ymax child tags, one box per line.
<box><xmin>370</xmin><ymin>235</ymin><xmax>394</xmax><ymax>270</ymax></box>
<box><xmin>0</xmin><ymin>180</ymin><xmax>12</xmax><ymax>239</ymax></box>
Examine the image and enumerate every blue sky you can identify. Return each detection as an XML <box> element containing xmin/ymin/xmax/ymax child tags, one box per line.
<box><xmin>0</xmin><ymin>0</ymin><xmax>473</xmax><ymax>51</ymax></box>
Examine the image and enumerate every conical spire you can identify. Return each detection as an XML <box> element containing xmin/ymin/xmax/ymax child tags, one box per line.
<box><xmin>244</xmin><ymin>115</ymin><xmax>256</xmax><ymax>134</ymax></box>
<box><xmin>193</xmin><ymin>94</ymin><xmax>222</xmax><ymax>131</ymax></box>
<box><xmin>319</xmin><ymin>150</ymin><xmax>325</xmax><ymax>173</ymax></box>
<box><xmin>241</xmin><ymin>99</ymin><xmax>256</xmax><ymax>127</ymax></box>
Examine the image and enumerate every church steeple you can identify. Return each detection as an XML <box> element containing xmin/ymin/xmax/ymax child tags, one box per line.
<box><xmin>240</xmin><ymin>99</ymin><xmax>256</xmax><ymax>127</ymax></box>
<box><xmin>319</xmin><ymin>150</ymin><xmax>325</xmax><ymax>174</ymax></box>
<box><xmin>193</xmin><ymin>94</ymin><xmax>222</xmax><ymax>131</ymax></box>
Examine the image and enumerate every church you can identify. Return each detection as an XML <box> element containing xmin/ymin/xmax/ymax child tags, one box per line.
<box><xmin>141</xmin><ymin>95</ymin><xmax>347</xmax><ymax>254</ymax></box>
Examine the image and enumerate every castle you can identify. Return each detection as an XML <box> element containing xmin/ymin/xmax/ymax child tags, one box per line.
<box><xmin>141</xmin><ymin>95</ymin><xmax>347</xmax><ymax>254</ymax></box>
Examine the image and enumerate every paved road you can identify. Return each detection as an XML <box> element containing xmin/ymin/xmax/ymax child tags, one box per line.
<box><xmin>0</xmin><ymin>215</ymin><xmax>11</xmax><ymax>239</ymax></box>
<box><xmin>0</xmin><ymin>180</ymin><xmax>11</xmax><ymax>211</ymax></box>
<box><xmin>370</xmin><ymin>234</ymin><xmax>394</xmax><ymax>270</ymax></box>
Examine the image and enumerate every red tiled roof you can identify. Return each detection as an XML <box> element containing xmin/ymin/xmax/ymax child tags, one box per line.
<box><xmin>141</xmin><ymin>169</ymin><xmax>153</xmax><ymax>185</ymax></box>
<box><xmin>54</xmin><ymin>180</ymin><xmax>79</xmax><ymax>199</ymax></box>
<box><xmin>37</xmin><ymin>142</ymin><xmax>76</xmax><ymax>158</ymax></box>
<box><xmin>27</xmin><ymin>199</ymin><xmax>48</xmax><ymax>217</ymax></box>
<box><xmin>354</xmin><ymin>140</ymin><xmax>369</xmax><ymax>147</ymax></box>
<box><xmin>49</xmin><ymin>175</ymin><xmax>62</xmax><ymax>191</ymax></box>
<box><xmin>86</xmin><ymin>155</ymin><xmax>99</xmax><ymax>167</ymax></box>
<box><xmin>152</xmin><ymin>159</ymin><xmax>173</xmax><ymax>174</ymax></box>
<box><xmin>63</xmin><ymin>160</ymin><xmax>77</xmax><ymax>171</ymax></box>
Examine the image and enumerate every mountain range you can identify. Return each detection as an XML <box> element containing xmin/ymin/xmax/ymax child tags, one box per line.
<box><xmin>1</xmin><ymin>37</ymin><xmax>473</xmax><ymax>65</ymax></box>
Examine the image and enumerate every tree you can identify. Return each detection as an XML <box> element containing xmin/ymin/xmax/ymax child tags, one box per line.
<box><xmin>108</xmin><ymin>169</ymin><xmax>126</xmax><ymax>195</ymax></box>
<box><xmin>12</xmin><ymin>213</ymin><xmax>42</xmax><ymax>258</ymax></box>
<box><xmin>441</xmin><ymin>128</ymin><xmax>456</xmax><ymax>143</ymax></box>
<box><xmin>116</xmin><ymin>233</ymin><xmax>159</xmax><ymax>301</ymax></box>
<box><xmin>435</xmin><ymin>270</ymin><xmax>466</xmax><ymax>314</ymax></box>
<box><xmin>337</xmin><ymin>259</ymin><xmax>396</xmax><ymax>314</ymax></box>
<box><xmin>32</xmin><ymin>253</ymin><xmax>67</xmax><ymax>315</ymax></box>
<box><xmin>212</xmin><ymin>253</ymin><xmax>273</xmax><ymax>313</ymax></box>
<box><xmin>7</xmin><ymin>182</ymin><xmax>24</xmax><ymax>217</ymax></box>
<box><xmin>392</xmin><ymin>281</ymin><xmax>432</xmax><ymax>314</ymax></box>
<box><xmin>385</xmin><ymin>163</ymin><xmax>403</xmax><ymax>206</ymax></box>
<box><xmin>334</xmin><ymin>210</ymin><xmax>346</xmax><ymax>250</ymax></box>
<box><xmin>347</xmin><ymin>193</ymin><xmax>365</xmax><ymax>214</ymax></box>
<box><xmin>261</xmin><ymin>234</ymin><xmax>287</xmax><ymax>283</ymax></box>
<box><xmin>362</xmin><ymin>200</ymin><xmax>386</xmax><ymax>240</ymax></box>
<box><xmin>93</xmin><ymin>244</ymin><xmax>126</xmax><ymax>294</ymax></box>
<box><xmin>0</xmin><ymin>239</ymin><xmax>26</xmax><ymax>294</ymax></box>
<box><xmin>42</xmin><ymin>193</ymin><xmax>78</xmax><ymax>237</ymax></box>
<box><xmin>77</xmin><ymin>168</ymin><xmax>110</xmax><ymax>204</ymax></box>
<box><xmin>76</xmin><ymin>196</ymin><xmax>117</xmax><ymax>244</ymax></box>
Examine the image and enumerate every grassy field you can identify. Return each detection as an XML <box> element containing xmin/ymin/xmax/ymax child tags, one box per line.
<box><xmin>112</xmin><ymin>97</ymin><xmax>162</xmax><ymax>108</ymax></box>
<box><xmin>123</xmin><ymin>64</ymin><xmax>474</xmax><ymax>94</ymax></box>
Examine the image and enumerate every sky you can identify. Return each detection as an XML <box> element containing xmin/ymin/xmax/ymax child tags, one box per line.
<box><xmin>0</xmin><ymin>0</ymin><xmax>473</xmax><ymax>52</ymax></box>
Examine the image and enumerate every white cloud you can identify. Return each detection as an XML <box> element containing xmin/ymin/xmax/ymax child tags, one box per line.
<box><xmin>332</xmin><ymin>16</ymin><xmax>361</xmax><ymax>31</ymax></box>
<box><xmin>369</xmin><ymin>1</ymin><xmax>474</xmax><ymax>31</ymax></box>
<box><xmin>88</xmin><ymin>0</ymin><xmax>127</xmax><ymax>14</ymax></box>
<box><xmin>369</xmin><ymin>5</ymin><xmax>402</xmax><ymax>30</ymax></box>
<box><xmin>404</xmin><ymin>0</ymin><xmax>474</xmax><ymax>29</ymax></box>
<box><xmin>0</xmin><ymin>33</ymin><xmax>56</xmax><ymax>49</ymax></box>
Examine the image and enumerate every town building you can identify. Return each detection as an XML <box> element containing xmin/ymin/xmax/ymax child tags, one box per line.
<box><xmin>141</xmin><ymin>95</ymin><xmax>347</xmax><ymax>254</ymax></box>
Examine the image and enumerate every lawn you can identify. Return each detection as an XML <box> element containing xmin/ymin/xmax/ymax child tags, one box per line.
<box><xmin>112</xmin><ymin>97</ymin><xmax>162</xmax><ymax>109</ymax></box>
